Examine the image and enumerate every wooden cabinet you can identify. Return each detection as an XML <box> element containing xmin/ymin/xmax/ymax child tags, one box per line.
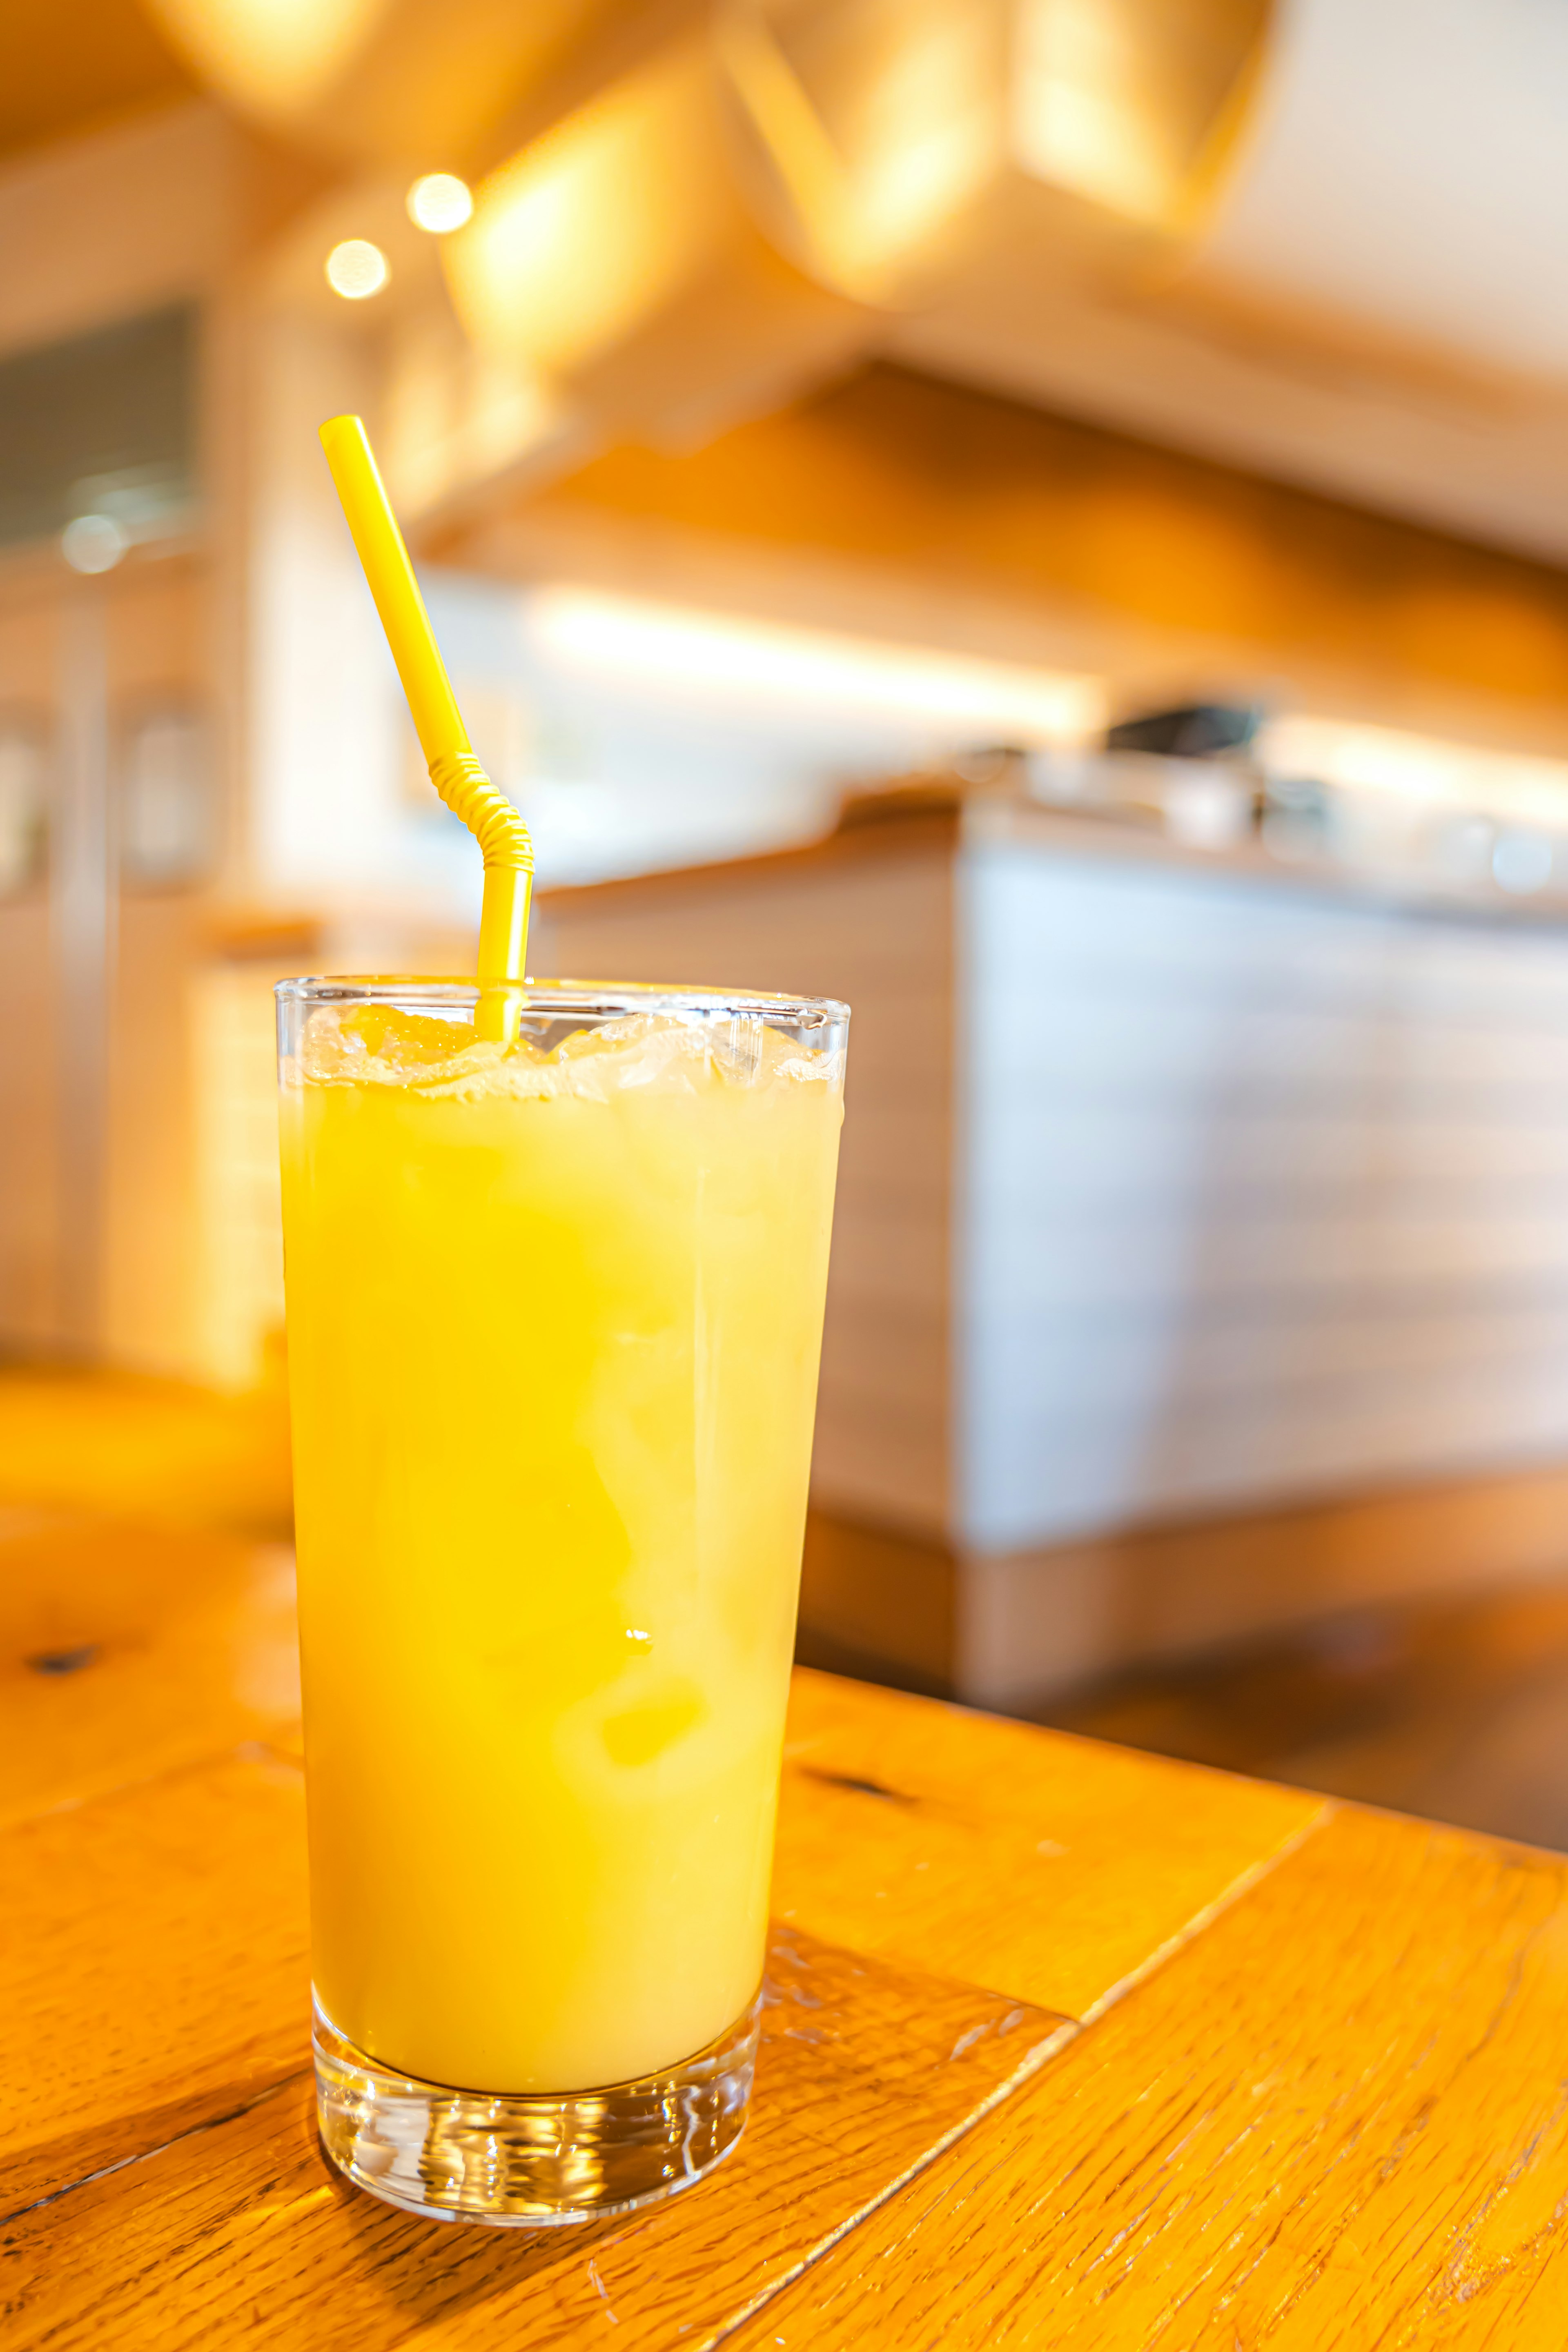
<box><xmin>0</xmin><ymin>551</ymin><xmax>216</xmax><ymax>1377</ymax></box>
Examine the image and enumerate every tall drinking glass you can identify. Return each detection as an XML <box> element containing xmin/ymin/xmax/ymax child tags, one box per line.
<box><xmin>276</xmin><ymin>978</ymin><xmax>848</xmax><ymax>2225</ymax></box>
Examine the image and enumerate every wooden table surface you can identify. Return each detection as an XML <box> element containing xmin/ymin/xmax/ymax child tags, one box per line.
<box><xmin>7</xmin><ymin>1513</ymin><xmax>1568</xmax><ymax>2347</ymax></box>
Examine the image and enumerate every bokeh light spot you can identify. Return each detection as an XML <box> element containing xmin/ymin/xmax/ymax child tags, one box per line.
<box><xmin>325</xmin><ymin>239</ymin><xmax>390</xmax><ymax>300</ymax></box>
<box><xmin>62</xmin><ymin>514</ymin><xmax>127</xmax><ymax>574</ymax></box>
<box><xmin>407</xmin><ymin>174</ymin><xmax>472</xmax><ymax>234</ymax></box>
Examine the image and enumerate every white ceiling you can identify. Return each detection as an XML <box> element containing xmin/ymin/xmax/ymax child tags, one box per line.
<box><xmin>894</xmin><ymin>0</ymin><xmax>1568</xmax><ymax>564</ymax></box>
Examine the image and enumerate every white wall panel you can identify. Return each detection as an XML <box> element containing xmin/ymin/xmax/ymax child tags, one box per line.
<box><xmin>959</xmin><ymin>846</ymin><xmax>1568</xmax><ymax>1549</ymax></box>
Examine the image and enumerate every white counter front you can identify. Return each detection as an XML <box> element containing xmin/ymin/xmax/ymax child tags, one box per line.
<box><xmin>960</xmin><ymin>833</ymin><xmax>1568</xmax><ymax>1550</ymax></box>
<box><xmin>540</xmin><ymin>801</ymin><xmax>1568</xmax><ymax>1696</ymax></box>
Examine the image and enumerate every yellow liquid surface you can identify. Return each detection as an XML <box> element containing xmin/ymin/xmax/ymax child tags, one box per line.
<box><xmin>279</xmin><ymin>1004</ymin><xmax>843</xmax><ymax>2094</ymax></box>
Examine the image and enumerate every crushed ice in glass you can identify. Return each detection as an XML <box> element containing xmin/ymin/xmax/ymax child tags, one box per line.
<box><xmin>287</xmin><ymin>1006</ymin><xmax>840</xmax><ymax>1097</ymax></box>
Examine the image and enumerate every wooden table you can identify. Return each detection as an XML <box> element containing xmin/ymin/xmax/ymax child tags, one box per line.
<box><xmin>7</xmin><ymin>1513</ymin><xmax>1568</xmax><ymax>2346</ymax></box>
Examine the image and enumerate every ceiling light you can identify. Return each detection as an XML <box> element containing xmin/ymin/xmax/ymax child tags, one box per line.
<box><xmin>407</xmin><ymin>173</ymin><xmax>473</xmax><ymax>234</ymax></box>
<box><xmin>325</xmin><ymin>239</ymin><xmax>390</xmax><ymax>300</ymax></box>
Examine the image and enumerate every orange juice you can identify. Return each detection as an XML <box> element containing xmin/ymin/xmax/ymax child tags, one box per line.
<box><xmin>278</xmin><ymin>987</ymin><xmax>845</xmax><ymax>2095</ymax></box>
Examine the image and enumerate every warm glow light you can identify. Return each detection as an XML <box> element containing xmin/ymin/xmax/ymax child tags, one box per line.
<box><xmin>144</xmin><ymin>0</ymin><xmax>387</xmax><ymax>117</ymax></box>
<box><xmin>529</xmin><ymin>589</ymin><xmax>1105</xmax><ymax>744</ymax></box>
<box><xmin>1011</xmin><ymin>0</ymin><xmax>1266</xmax><ymax>229</ymax></box>
<box><xmin>326</xmin><ymin>239</ymin><xmax>390</xmax><ymax>300</ymax></box>
<box><xmin>443</xmin><ymin>49</ymin><xmax>721</xmax><ymax>374</ymax></box>
<box><xmin>407</xmin><ymin>173</ymin><xmax>473</xmax><ymax>233</ymax></box>
<box><xmin>717</xmin><ymin>0</ymin><xmax>995</xmax><ymax>302</ymax></box>
<box><xmin>1015</xmin><ymin>0</ymin><xmax>1172</xmax><ymax>221</ymax></box>
<box><xmin>1264</xmin><ymin>714</ymin><xmax>1568</xmax><ymax>826</ymax></box>
<box><xmin>827</xmin><ymin>2</ymin><xmax>996</xmax><ymax>275</ymax></box>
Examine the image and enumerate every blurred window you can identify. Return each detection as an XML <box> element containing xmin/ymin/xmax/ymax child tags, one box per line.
<box><xmin>0</xmin><ymin>305</ymin><xmax>197</xmax><ymax>552</ymax></box>
<box><xmin>118</xmin><ymin>705</ymin><xmax>214</xmax><ymax>889</ymax></box>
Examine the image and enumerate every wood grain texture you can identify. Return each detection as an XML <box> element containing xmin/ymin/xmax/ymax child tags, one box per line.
<box><xmin>1</xmin><ymin>1927</ymin><xmax>1065</xmax><ymax>2351</ymax></box>
<box><xmin>728</xmin><ymin>1802</ymin><xmax>1568</xmax><ymax>2350</ymax></box>
<box><xmin>776</xmin><ymin>1668</ymin><xmax>1324</xmax><ymax>2020</ymax></box>
<box><xmin>0</xmin><ymin>1748</ymin><xmax>310</xmax><ymax>2216</ymax></box>
<box><xmin>0</xmin><ymin>1513</ymin><xmax>298</xmax><ymax>1827</ymax></box>
<box><xmin>20</xmin><ymin>1527</ymin><xmax>1534</xmax><ymax>2350</ymax></box>
<box><xmin>2</xmin><ymin>1631</ymin><xmax>1315</xmax><ymax>2223</ymax></box>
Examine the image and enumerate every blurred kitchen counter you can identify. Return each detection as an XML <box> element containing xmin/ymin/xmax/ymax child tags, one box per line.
<box><xmin>539</xmin><ymin>795</ymin><xmax>1568</xmax><ymax>1702</ymax></box>
<box><xmin>8</xmin><ymin>1512</ymin><xmax>1568</xmax><ymax>2344</ymax></box>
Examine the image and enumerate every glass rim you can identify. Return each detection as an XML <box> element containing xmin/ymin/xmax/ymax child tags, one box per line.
<box><xmin>274</xmin><ymin>974</ymin><xmax>850</xmax><ymax>1026</ymax></box>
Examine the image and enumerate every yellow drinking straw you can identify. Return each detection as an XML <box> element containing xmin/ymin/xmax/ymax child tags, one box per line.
<box><xmin>318</xmin><ymin>414</ymin><xmax>533</xmax><ymax>1042</ymax></box>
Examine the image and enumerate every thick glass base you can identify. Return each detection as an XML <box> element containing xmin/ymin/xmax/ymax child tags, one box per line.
<box><xmin>312</xmin><ymin>1992</ymin><xmax>760</xmax><ymax>2226</ymax></box>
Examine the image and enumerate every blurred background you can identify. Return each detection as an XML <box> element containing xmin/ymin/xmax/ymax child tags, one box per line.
<box><xmin>11</xmin><ymin>0</ymin><xmax>1568</xmax><ymax>1838</ymax></box>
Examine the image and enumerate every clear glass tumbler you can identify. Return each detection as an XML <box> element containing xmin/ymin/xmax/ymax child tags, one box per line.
<box><xmin>276</xmin><ymin>978</ymin><xmax>847</xmax><ymax>2224</ymax></box>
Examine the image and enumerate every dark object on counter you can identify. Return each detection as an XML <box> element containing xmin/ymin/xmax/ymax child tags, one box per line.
<box><xmin>1107</xmin><ymin>704</ymin><xmax>1263</xmax><ymax>758</ymax></box>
